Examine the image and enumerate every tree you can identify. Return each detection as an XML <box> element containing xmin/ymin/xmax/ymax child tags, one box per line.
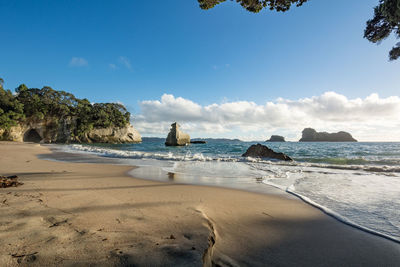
<box><xmin>198</xmin><ymin>0</ymin><xmax>400</xmax><ymax>60</ymax></box>
<box><xmin>198</xmin><ymin>0</ymin><xmax>307</xmax><ymax>12</ymax></box>
<box><xmin>0</xmin><ymin>80</ymin><xmax>25</xmax><ymax>130</ymax></box>
<box><xmin>364</xmin><ymin>0</ymin><xmax>400</xmax><ymax>60</ymax></box>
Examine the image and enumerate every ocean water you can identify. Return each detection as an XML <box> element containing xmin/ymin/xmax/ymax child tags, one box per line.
<box><xmin>59</xmin><ymin>138</ymin><xmax>400</xmax><ymax>243</ymax></box>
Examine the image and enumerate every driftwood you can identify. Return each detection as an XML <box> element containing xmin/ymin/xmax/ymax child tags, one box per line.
<box><xmin>11</xmin><ymin>252</ymin><xmax>38</xmax><ymax>258</ymax></box>
<box><xmin>0</xmin><ymin>175</ymin><xmax>23</xmax><ymax>188</ymax></box>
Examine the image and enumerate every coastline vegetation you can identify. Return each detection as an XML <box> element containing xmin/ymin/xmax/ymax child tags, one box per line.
<box><xmin>0</xmin><ymin>78</ymin><xmax>131</xmax><ymax>138</ymax></box>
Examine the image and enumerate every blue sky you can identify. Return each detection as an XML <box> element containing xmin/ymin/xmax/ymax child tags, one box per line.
<box><xmin>1</xmin><ymin>0</ymin><xmax>400</xmax><ymax>140</ymax></box>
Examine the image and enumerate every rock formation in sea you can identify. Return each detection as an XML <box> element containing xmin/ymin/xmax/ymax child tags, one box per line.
<box><xmin>242</xmin><ymin>144</ymin><xmax>292</xmax><ymax>161</ymax></box>
<box><xmin>266</xmin><ymin>135</ymin><xmax>286</xmax><ymax>142</ymax></box>
<box><xmin>299</xmin><ymin>128</ymin><xmax>357</xmax><ymax>142</ymax></box>
<box><xmin>190</xmin><ymin>140</ymin><xmax>207</xmax><ymax>144</ymax></box>
<box><xmin>165</xmin><ymin>122</ymin><xmax>190</xmax><ymax>146</ymax></box>
<box><xmin>1</xmin><ymin>118</ymin><xmax>142</xmax><ymax>144</ymax></box>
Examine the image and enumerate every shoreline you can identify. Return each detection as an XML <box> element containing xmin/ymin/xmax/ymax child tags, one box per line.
<box><xmin>39</xmin><ymin>144</ymin><xmax>291</xmax><ymax>197</ymax></box>
<box><xmin>44</xmin><ymin>143</ymin><xmax>400</xmax><ymax>244</ymax></box>
<box><xmin>1</xmin><ymin>141</ymin><xmax>399</xmax><ymax>266</ymax></box>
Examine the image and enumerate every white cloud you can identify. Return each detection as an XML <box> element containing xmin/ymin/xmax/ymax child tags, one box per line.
<box><xmin>109</xmin><ymin>63</ymin><xmax>117</xmax><ymax>69</ymax></box>
<box><xmin>118</xmin><ymin>56</ymin><xmax>132</xmax><ymax>69</ymax></box>
<box><xmin>133</xmin><ymin>92</ymin><xmax>400</xmax><ymax>141</ymax></box>
<box><xmin>69</xmin><ymin>57</ymin><xmax>88</xmax><ymax>67</ymax></box>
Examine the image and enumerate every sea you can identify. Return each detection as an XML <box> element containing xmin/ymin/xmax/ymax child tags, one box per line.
<box><xmin>49</xmin><ymin>138</ymin><xmax>400</xmax><ymax>243</ymax></box>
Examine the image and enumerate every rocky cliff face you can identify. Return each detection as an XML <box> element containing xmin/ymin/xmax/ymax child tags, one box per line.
<box><xmin>299</xmin><ymin>128</ymin><xmax>357</xmax><ymax>142</ymax></box>
<box><xmin>79</xmin><ymin>125</ymin><xmax>142</xmax><ymax>143</ymax></box>
<box><xmin>165</xmin><ymin>122</ymin><xmax>190</xmax><ymax>146</ymax></box>
<box><xmin>0</xmin><ymin>118</ymin><xmax>141</xmax><ymax>144</ymax></box>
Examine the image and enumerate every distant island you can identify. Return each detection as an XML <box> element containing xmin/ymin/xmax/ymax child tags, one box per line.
<box><xmin>299</xmin><ymin>128</ymin><xmax>357</xmax><ymax>142</ymax></box>
<box><xmin>0</xmin><ymin>83</ymin><xmax>141</xmax><ymax>143</ymax></box>
<box><xmin>266</xmin><ymin>135</ymin><xmax>286</xmax><ymax>142</ymax></box>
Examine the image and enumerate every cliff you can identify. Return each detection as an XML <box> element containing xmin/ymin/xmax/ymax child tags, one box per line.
<box><xmin>266</xmin><ymin>135</ymin><xmax>286</xmax><ymax>142</ymax></box>
<box><xmin>0</xmin><ymin>117</ymin><xmax>141</xmax><ymax>144</ymax></box>
<box><xmin>0</xmin><ymin>83</ymin><xmax>142</xmax><ymax>144</ymax></box>
<box><xmin>299</xmin><ymin>128</ymin><xmax>357</xmax><ymax>142</ymax></box>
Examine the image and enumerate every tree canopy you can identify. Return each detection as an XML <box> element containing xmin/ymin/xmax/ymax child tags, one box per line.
<box><xmin>198</xmin><ymin>0</ymin><xmax>400</xmax><ymax>60</ymax></box>
<box><xmin>0</xmin><ymin>83</ymin><xmax>24</xmax><ymax>130</ymax></box>
<box><xmin>0</xmin><ymin>79</ymin><xmax>131</xmax><ymax>137</ymax></box>
<box><xmin>364</xmin><ymin>0</ymin><xmax>400</xmax><ymax>60</ymax></box>
<box><xmin>198</xmin><ymin>0</ymin><xmax>307</xmax><ymax>12</ymax></box>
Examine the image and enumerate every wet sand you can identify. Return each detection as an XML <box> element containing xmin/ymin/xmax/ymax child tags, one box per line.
<box><xmin>0</xmin><ymin>141</ymin><xmax>399</xmax><ymax>266</ymax></box>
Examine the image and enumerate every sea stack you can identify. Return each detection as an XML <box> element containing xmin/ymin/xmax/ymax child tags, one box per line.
<box><xmin>242</xmin><ymin>144</ymin><xmax>292</xmax><ymax>161</ymax></box>
<box><xmin>299</xmin><ymin>128</ymin><xmax>357</xmax><ymax>142</ymax></box>
<box><xmin>165</xmin><ymin>122</ymin><xmax>190</xmax><ymax>146</ymax></box>
<box><xmin>266</xmin><ymin>135</ymin><xmax>286</xmax><ymax>142</ymax></box>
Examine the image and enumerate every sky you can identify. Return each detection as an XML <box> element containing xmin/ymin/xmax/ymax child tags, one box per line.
<box><xmin>1</xmin><ymin>0</ymin><xmax>399</xmax><ymax>141</ymax></box>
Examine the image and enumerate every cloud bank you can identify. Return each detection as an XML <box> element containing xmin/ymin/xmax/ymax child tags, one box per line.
<box><xmin>133</xmin><ymin>92</ymin><xmax>400</xmax><ymax>141</ymax></box>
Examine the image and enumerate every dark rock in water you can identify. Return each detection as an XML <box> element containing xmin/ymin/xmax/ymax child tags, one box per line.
<box><xmin>299</xmin><ymin>128</ymin><xmax>357</xmax><ymax>142</ymax></box>
<box><xmin>242</xmin><ymin>144</ymin><xmax>292</xmax><ymax>161</ymax></box>
<box><xmin>266</xmin><ymin>135</ymin><xmax>285</xmax><ymax>142</ymax></box>
<box><xmin>190</xmin><ymin>140</ymin><xmax>206</xmax><ymax>144</ymax></box>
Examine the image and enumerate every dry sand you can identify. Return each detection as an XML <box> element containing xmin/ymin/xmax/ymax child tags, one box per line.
<box><xmin>0</xmin><ymin>141</ymin><xmax>399</xmax><ymax>266</ymax></box>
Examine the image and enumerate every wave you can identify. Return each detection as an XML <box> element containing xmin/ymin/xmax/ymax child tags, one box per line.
<box><xmin>262</xmin><ymin>180</ymin><xmax>400</xmax><ymax>244</ymax></box>
<box><xmin>65</xmin><ymin>144</ymin><xmax>400</xmax><ymax>174</ymax></box>
<box><xmin>65</xmin><ymin>144</ymin><xmax>283</xmax><ymax>163</ymax></box>
<box><xmin>299</xmin><ymin>157</ymin><xmax>400</xmax><ymax>167</ymax></box>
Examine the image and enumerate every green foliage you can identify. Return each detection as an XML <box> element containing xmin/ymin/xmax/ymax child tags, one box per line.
<box><xmin>198</xmin><ymin>0</ymin><xmax>308</xmax><ymax>12</ymax></box>
<box><xmin>0</xmin><ymin>79</ymin><xmax>132</xmax><ymax>138</ymax></box>
<box><xmin>364</xmin><ymin>0</ymin><xmax>400</xmax><ymax>60</ymax></box>
<box><xmin>0</xmin><ymin>81</ymin><xmax>25</xmax><ymax>130</ymax></box>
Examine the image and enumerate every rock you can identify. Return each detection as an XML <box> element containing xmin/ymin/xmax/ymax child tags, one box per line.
<box><xmin>0</xmin><ymin>175</ymin><xmax>23</xmax><ymax>188</ymax></box>
<box><xmin>83</xmin><ymin>124</ymin><xmax>142</xmax><ymax>143</ymax></box>
<box><xmin>266</xmin><ymin>135</ymin><xmax>285</xmax><ymax>142</ymax></box>
<box><xmin>0</xmin><ymin>117</ymin><xmax>141</xmax><ymax>144</ymax></box>
<box><xmin>165</xmin><ymin>122</ymin><xmax>190</xmax><ymax>146</ymax></box>
<box><xmin>190</xmin><ymin>140</ymin><xmax>206</xmax><ymax>144</ymax></box>
<box><xmin>242</xmin><ymin>144</ymin><xmax>292</xmax><ymax>161</ymax></box>
<box><xmin>299</xmin><ymin>128</ymin><xmax>357</xmax><ymax>142</ymax></box>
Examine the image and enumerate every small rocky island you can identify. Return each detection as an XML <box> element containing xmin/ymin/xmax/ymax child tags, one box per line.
<box><xmin>0</xmin><ymin>83</ymin><xmax>141</xmax><ymax>143</ymax></box>
<box><xmin>190</xmin><ymin>140</ymin><xmax>206</xmax><ymax>144</ymax></box>
<box><xmin>299</xmin><ymin>128</ymin><xmax>357</xmax><ymax>142</ymax></box>
<box><xmin>266</xmin><ymin>135</ymin><xmax>286</xmax><ymax>142</ymax></box>
<box><xmin>242</xmin><ymin>144</ymin><xmax>292</xmax><ymax>161</ymax></box>
<box><xmin>165</xmin><ymin>122</ymin><xmax>190</xmax><ymax>146</ymax></box>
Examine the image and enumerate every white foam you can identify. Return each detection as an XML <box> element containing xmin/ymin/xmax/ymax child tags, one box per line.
<box><xmin>66</xmin><ymin>144</ymin><xmax>400</xmax><ymax>174</ymax></box>
<box><xmin>263</xmin><ymin>179</ymin><xmax>400</xmax><ymax>244</ymax></box>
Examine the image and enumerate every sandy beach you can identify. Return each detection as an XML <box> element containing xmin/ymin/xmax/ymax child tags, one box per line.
<box><xmin>0</xmin><ymin>142</ymin><xmax>399</xmax><ymax>266</ymax></box>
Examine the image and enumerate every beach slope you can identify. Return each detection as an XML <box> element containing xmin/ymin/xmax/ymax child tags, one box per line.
<box><xmin>0</xmin><ymin>142</ymin><xmax>399</xmax><ymax>266</ymax></box>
